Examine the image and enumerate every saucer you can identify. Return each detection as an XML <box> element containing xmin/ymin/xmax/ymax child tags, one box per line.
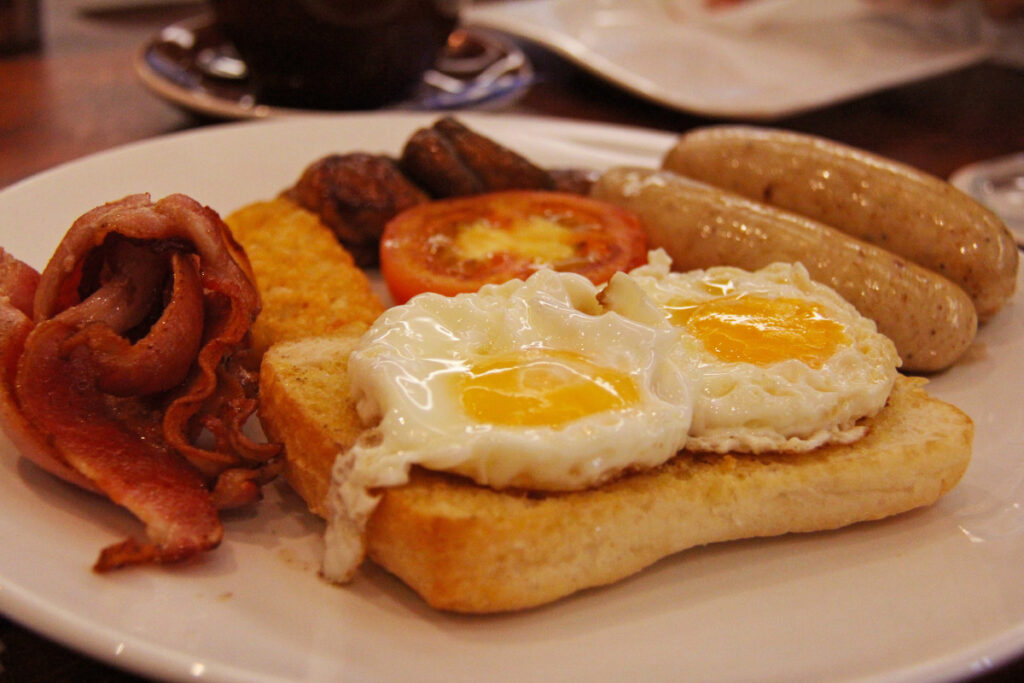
<box><xmin>134</xmin><ymin>16</ymin><xmax>534</xmax><ymax>119</ymax></box>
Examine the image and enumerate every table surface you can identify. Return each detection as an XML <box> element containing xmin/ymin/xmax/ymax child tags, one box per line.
<box><xmin>1</xmin><ymin>1</ymin><xmax>1023</xmax><ymax>681</ymax></box>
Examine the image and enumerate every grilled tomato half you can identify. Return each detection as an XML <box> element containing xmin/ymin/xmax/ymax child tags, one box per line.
<box><xmin>380</xmin><ymin>191</ymin><xmax>647</xmax><ymax>303</ymax></box>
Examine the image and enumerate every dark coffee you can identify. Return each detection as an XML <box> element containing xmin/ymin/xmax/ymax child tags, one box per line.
<box><xmin>210</xmin><ymin>0</ymin><xmax>459</xmax><ymax>110</ymax></box>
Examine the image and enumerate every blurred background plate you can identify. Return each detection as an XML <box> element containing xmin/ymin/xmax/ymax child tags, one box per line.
<box><xmin>463</xmin><ymin>0</ymin><xmax>996</xmax><ymax>119</ymax></box>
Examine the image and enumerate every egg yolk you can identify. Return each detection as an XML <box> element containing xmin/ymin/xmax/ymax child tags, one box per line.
<box><xmin>459</xmin><ymin>349</ymin><xmax>639</xmax><ymax>427</ymax></box>
<box><xmin>452</xmin><ymin>217</ymin><xmax>576</xmax><ymax>263</ymax></box>
<box><xmin>665</xmin><ymin>295</ymin><xmax>848</xmax><ymax>369</ymax></box>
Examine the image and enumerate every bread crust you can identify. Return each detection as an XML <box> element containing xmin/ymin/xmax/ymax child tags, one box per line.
<box><xmin>259</xmin><ymin>332</ymin><xmax>368</xmax><ymax>519</ymax></box>
<box><xmin>259</xmin><ymin>334</ymin><xmax>972</xmax><ymax>613</ymax></box>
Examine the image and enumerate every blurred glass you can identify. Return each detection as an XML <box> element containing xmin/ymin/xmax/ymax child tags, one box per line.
<box><xmin>951</xmin><ymin>153</ymin><xmax>1024</xmax><ymax>246</ymax></box>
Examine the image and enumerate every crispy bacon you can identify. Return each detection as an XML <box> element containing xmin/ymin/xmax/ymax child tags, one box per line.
<box><xmin>0</xmin><ymin>250</ymin><xmax>98</xmax><ymax>491</ymax></box>
<box><xmin>0</xmin><ymin>194</ymin><xmax>280</xmax><ymax>570</ymax></box>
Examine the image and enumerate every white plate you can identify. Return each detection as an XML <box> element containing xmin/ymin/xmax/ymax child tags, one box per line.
<box><xmin>1</xmin><ymin>113</ymin><xmax>1023</xmax><ymax>683</ymax></box>
<box><xmin>463</xmin><ymin>0</ymin><xmax>995</xmax><ymax>119</ymax></box>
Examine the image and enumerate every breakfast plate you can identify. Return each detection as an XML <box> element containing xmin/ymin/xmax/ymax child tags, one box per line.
<box><xmin>1</xmin><ymin>112</ymin><xmax>1023</xmax><ymax>682</ymax></box>
<box><xmin>461</xmin><ymin>0</ymin><xmax>996</xmax><ymax>119</ymax></box>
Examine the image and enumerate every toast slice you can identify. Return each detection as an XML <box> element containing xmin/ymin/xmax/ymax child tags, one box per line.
<box><xmin>259</xmin><ymin>331</ymin><xmax>973</xmax><ymax>613</ymax></box>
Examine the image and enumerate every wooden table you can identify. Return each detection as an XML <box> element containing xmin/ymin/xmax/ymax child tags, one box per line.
<box><xmin>1</xmin><ymin>1</ymin><xmax>1023</xmax><ymax>681</ymax></box>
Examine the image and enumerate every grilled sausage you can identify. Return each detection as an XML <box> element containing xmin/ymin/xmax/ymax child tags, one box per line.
<box><xmin>662</xmin><ymin>126</ymin><xmax>1018</xmax><ymax>321</ymax></box>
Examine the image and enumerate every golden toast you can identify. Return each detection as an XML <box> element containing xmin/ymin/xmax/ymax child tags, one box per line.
<box><xmin>260</xmin><ymin>331</ymin><xmax>972</xmax><ymax>613</ymax></box>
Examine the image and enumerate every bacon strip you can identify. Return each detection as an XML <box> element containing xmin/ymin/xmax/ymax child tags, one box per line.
<box><xmin>1</xmin><ymin>250</ymin><xmax>99</xmax><ymax>491</ymax></box>
<box><xmin>15</xmin><ymin>316</ymin><xmax>224</xmax><ymax>567</ymax></box>
<box><xmin>0</xmin><ymin>194</ymin><xmax>280</xmax><ymax>570</ymax></box>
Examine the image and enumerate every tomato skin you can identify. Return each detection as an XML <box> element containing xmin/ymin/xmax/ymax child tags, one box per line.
<box><xmin>379</xmin><ymin>191</ymin><xmax>647</xmax><ymax>304</ymax></box>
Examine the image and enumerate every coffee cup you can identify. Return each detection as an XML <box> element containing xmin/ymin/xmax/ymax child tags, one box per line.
<box><xmin>208</xmin><ymin>0</ymin><xmax>461</xmax><ymax>110</ymax></box>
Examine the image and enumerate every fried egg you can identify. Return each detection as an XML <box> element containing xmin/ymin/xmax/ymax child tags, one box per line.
<box><xmin>344</xmin><ymin>267</ymin><xmax>693</xmax><ymax>491</ymax></box>
<box><xmin>607</xmin><ymin>250</ymin><xmax>901</xmax><ymax>454</ymax></box>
